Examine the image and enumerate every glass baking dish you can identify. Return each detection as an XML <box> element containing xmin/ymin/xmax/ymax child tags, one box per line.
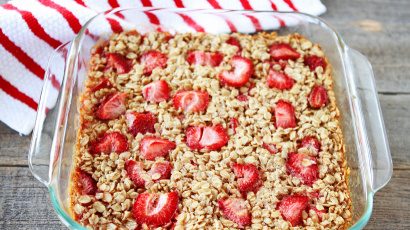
<box><xmin>28</xmin><ymin>8</ymin><xmax>392</xmax><ymax>229</ymax></box>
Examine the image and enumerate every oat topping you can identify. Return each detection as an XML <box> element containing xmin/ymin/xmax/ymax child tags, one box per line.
<box><xmin>70</xmin><ymin>31</ymin><xmax>352</xmax><ymax>229</ymax></box>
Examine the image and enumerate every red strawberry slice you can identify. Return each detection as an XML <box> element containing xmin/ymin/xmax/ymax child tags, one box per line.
<box><xmin>173</xmin><ymin>90</ymin><xmax>210</xmax><ymax>113</ymax></box>
<box><xmin>286</xmin><ymin>152</ymin><xmax>318</xmax><ymax>186</ymax></box>
<box><xmin>304</xmin><ymin>55</ymin><xmax>327</xmax><ymax>71</ymax></box>
<box><xmin>142</xmin><ymin>80</ymin><xmax>171</xmax><ymax>103</ymax></box>
<box><xmin>267</xmin><ymin>69</ymin><xmax>294</xmax><ymax>90</ymax></box>
<box><xmin>300</xmin><ymin>136</ymin><xmax>321</xmax><ymax>153</ymax></box>
<box><xmin>231</xmin><ymin>163</ymin><xmax>261</xmax><ymax>193</ymax></box>
<box><xmin>148</xmin><ymin>161</ymin><xmax>173</xmax><ymax>181</ymax></box>
<box><xmin>186</xmin><ymin>50</ymin><xmax>223</xmax><ymax>67</ymax></box>
<box><xmin>230</xmin><ymin>118</ymin><xmax>239</xmax><ymax>134</ymax></box>
<box><xmin>218</xmin><ymin>197</ymin><xmax>251</xmax><ymax>227</ymax></box>
<box><xmin>274</xmin><ymin>100</ymin><xmax>296</xmax><ymax>128</ymax></box>
<box><xmin>132</xmin><ymin>191</ymin><xmax>179</xmax><ymax>227</ymax></box>
<box><xmin>263</xmin><ymin>143</ymin><xmax>278</xmax><ymax>155</ymax></box>
<box><xmin>139</xmin><ymin>136</ymin><xmax>176</xmax><ymax>160</ymax></box>
<box><xmin>106</xmin><ymin>53</ymin><xmax>132</xmax><ymax>74</ymax></box>
<box><xmin>219</xmin><ymin>56</ymin><xmax>253</xmax><ymax>87</ymax></box>
<box><xmin>90</xmin><ymin>131</ymin><xmax>128</xmax><ymax>155</ymax></box>
<box><xmin>269</xmin><ymin>43</ymin><xmax>300</xmax><ymax>61</ymax></box>
<box><xmin>236</xmin><ymin>94</ymin><xmax>248</xmax><ymax>102</ymax></box>
<box><xmin>126</xmin><ymin>111</ymin><xmax>157</xmax><ymax>136</ymax></box>
<box><xmin>308</xmin><ymin>85</ymin><xmax>328</xmax><ymax>109</ymax></box>
<box><xmin>96</xmin><ymin>92</ymin><xmax>127</xmax><ymax>120</ymax></box>
<box><xmin>140</xmin><ymin>50</ymin><xmax>168</xmax><ymax>75</ymax></box>
<box><xmin>277</xmin><ymin>195</ymin><xmax>309</xmax><ymax>226</ymax></box>
<box><xmin>91</xmin><ymin>78</ymin><xmax>112</xmax><ymax>92</ymax></box>
<box><xmin>76</xmin><ymin>169</ymin><xmax>97</xmax><ymax>195</ymax></box>
<box><xmin>125</xmin><ymin>160</ymin><xmax>146</xmax><ymax>188</ymax></box>
<box><xmin>185</xmin><ymin>124</ymin><xmax>229</xmax><ymax>151</ymax></box>
<box><xmin>309</xmin><ymin>205</ymin><xmax>326</xmax><ymax>220</ymax></box>
<box><xmin>226</xmin><ymin>37</ymin><xmax>241</xmax><ymax>53</ymax></box>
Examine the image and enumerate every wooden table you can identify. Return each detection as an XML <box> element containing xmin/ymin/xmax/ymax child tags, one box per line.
<box><xmin>0</xmin><ymin>0</ymin><xmax>409</xmax><ymax>229</ymax></box>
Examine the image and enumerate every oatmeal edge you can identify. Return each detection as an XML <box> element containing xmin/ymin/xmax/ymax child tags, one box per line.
<box><xmin>69</xmin><ymin>31</ymin><xmax>352</xmax><ymax>229</ymax></box>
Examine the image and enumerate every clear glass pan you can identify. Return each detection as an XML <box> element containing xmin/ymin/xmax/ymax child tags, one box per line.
<box><xmin>28</xmin><ymin>8</ymin><xmax>393</xmax><ymax>229</ymax></box>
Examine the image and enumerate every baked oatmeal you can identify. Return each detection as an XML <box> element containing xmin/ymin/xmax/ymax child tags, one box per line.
<box><xmin>70</xmin><ymin>31</ymin><xmax>352</xmax><ymax>229</ymax></box>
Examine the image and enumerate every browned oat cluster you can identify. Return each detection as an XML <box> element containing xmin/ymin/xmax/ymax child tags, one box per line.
<box><xmin>70</xmin><ymin>31</ymin><xmax>352</xmax><ymax>230</ymax></box>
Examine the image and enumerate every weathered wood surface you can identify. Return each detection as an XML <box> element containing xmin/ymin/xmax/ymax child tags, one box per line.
<box><xmin>0</xmin><ymin>0</ymin><xmax>409</xmax><ymax>229</ymax></box>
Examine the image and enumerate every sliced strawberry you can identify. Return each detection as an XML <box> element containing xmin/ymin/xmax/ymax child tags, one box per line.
<box><xmin>218</xmin><ymin>197</ymin><xmax>251</xmax><ymax>227</ymax></box>
<box><xmin>300</xmin><ymin>136</ymin><xmax>321</xmax><ymax>153</ymax></box>
<box><xmin>186</xmin><ymin>50</ymin><xmax>223</xmax><ymax>67</ymax></box>
<box><xmin>277</xmin><ymin>195</ymin><xmax>309</xmax><ymax>226</ymax></box>
<box><xmin>185</xmin><ymin>124</ymin><xmax>229</xmax><ymax>151</ymax></box>
<box><xmin>140</xmin><ymin>50</ymin><xmax>168</xmax><ymax>75</ymax></box>
<box><xmin>142</xmin><ymin>80</ymin><xmax>171</xmax><ymax>103</ymax></box>
<box><xmin>263</xmin><ymin>143</ymin><xmax>278</xmax><ymax>155</ymax></box>
<box><xmin>89</xmin><ymin>131</ymin><xmax>128</xmax><ymax>155</ymax></box>
<box><xmin>139</xmin><ymin>136</ymin><xmax>176</xmax><ymax>160</ymax></box>
<box><xmin>286</xmin><ymin>152</ymin><xmax>318</xmax><ymax>186</ymax></box>
<box><xmin>308</xmin><ymin>85</ymin><xmax>328</xmax><ymax>109</ymax></box>
<box><xmin>230</xmin><ymin>118</ymin><xmax>239</xmax><ymax>134</ymax></box>
<box><xmin>269</xmin><ymin>43</ymin><xmax>300</xmax><ymax>61</ymax></box>
<box><xmin>132</xmin><ymin>191</ymin><xmax>179</xmax><ymax>227</ymax></box>
<box><xmin>125</xmin><ymin>160</ymin><xmax>146</xmax><ymax>188</ymax></box>
<box><xmin>304</xmin><ymin>55</ymin><xmax>327</xmax><ymax>71</ymax></box>
<box><xmin>232</xmin><ymin>163</ymin><xmax>261</xmax><ymax>193</ymax></box>
<box><xmin>236</xmin><ymin>94</ymin><xmax>248</xmax><ymax>102</ymax></box>
<box><xmin>106</xmin><ymin>53</ymin><xmax>132</xmax><ymax>74</ymax></box>
<box><xmin>91</xmin><ymin>78</ymin><xmax>111</xmax><ymax>92</ymax></box>
<box><xmin>226</xmin><ymin>37</ymin><xmax>241</xmax><ymax>53</ymax></box>
<box><xmin>96</xmin><ymin>92</ymin><xmax>127</xmax><ymax>120</ymax></box>
<box><xmin>309</xmin><ymin>205</ymin><xmax>326</xmax><ymax>220</ymax></box>
<box><xmin>76</xmin><ymin>169</ymin><xmax>97</xmax><ymax>195</ymax></box>
<box><xmin>267</xmin><ymin>69</ymin><xmax>294</xmax><ymax>90</ymax></box>
<box><xmin>219</xmin><ymin>56</ymin><xmax>253</xmax><ymax>87</ymax></box>
<box><xmin>173</xmin><ymin>90</ymin><xmax>210</xmax><ymax>113</ymax></box>
<box><xmin>149</xmin><ymin>161</ymin><xmax>173</xmax><ymax>181</ymax></box>
<box><xmin>274</xmin><ymin>100</ymin><xmax>296</xmax><ymax>128</ymax></box>
<box><xmin>125</xmin><ymin>111</ymin><xmax>157</xmax><ymax>136</ymax></box>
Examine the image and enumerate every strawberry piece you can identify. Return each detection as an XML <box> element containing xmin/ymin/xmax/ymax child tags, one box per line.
<box><xmin>219</xmin><ymin>56</ymin><xmax>253</xmax><ymax>87</ymax></box>
<box><xmin>300</xmin><ymin>136</ymin><xmax>321</xmax><ymax>153</ymax></box>
<box><xmin>133</xmin><ymin>191</ymin><xmax>179</xmax><ymax>227</ymax></box>
<box><xmin>230</xmin><ymin>118</ymin><xmax>239</xmax><ymax>134</ymax></box>
<box><xmin>226</xmin><ymin>37</ymin><xmax>241</xmax><ymax>53</ymax></box>
<box><xmin>139</xmin><ymin>136</ymin><xmax>176</xmax><ymax>160</ymax></box>
<box><xmin>106</xmin><ymin>53</ymin><xmax>132</xmax><ymax>74</ymax></box>
<box><xmin>186</xmin><ymin>50</ymin><xmax>223</xmax><ymax>67</ymax></box>
<box><xmin>76</xmin><ymin>169</ymin><xmax>97</xmax><ymax>195</ymax></box>
<box><xmin>140</xmin><ymin>50</ymin><xmax>168</xmax><ymax>75</ymax></box>
<box><xmin>142</xmin><ymin>80</ymin><xmax>171</xmax><ymax>103</ymax></box>
<box><xmin>277</xmin><ymin>195</ymin><xmax>309</xmax><ymax>226</ymax></box>
<box><xmin>218</xmin><ymin>197</ymin><xmax>251</xmax><ymax>227</ymax></box>
<box><xmin>90</xmin><ymin>131</ymin><xmax>128</xmax><ymax>155</ymax></box>
<box><xmin>286</xmin><ymin>152</ymin><xmax>318</xmax><ymax>186</ymax></box>
<box><xmin>149</xmin><ymin>161</ymin><xmax>173</xmax><ymax>181</ymax></box>
<box><xmin>309</xmin><ymin>205</ymin><xmax>326</xmax><ymax>220</ymax></box>
<box><xmin>126</xmin><ymin>111</ymin><xmax>157</xmax><ymax>136</ymax></box>
<box><xmin>267</xmin><ymin>69</ymin><xmax>294</xmax><ymax>90</ymax></box>
<box><xmin>91</xmin><ymin>78</ymin><xmax>111</xmax><ymax>92</ymax></box>
<box><xmin>308</xmin><ymin>85</ymin><xmax>328</xmax><ymax>109</ymax></box>
<box><xmin>232</xmin><ymin>163</ymin><xmax>261</xmax><ymax>193</ymax></box>
<box><xmin>96</xmin><ymin>92</ymin><xmax>127</xmax><ymax>120</ymax></box>
<box><xmin>269</xmin><ymin>43</ymin><xmax>300</xmax><ymax>61</ymax></box>
<box><xmin>236</xmin><ymin>94</ymin><xmax>248</xmax><ymax>102</ymax></box>
<box><xmin>173</xmin><ymin>90</ymin><xmax>210</xmax><ymax>113</ymax></box>
<box><xmin>125</xmin><ymin>160</ymin><xmax>146</xmax><ymax>188</ymax></box>
<box><xmin>185</xmin><ymin>124</ymin><xmax>229</xmax><ymax>151</ymax></box>
<box><xmin>262</xmin><ymin>143</ymin><xmax>278</xmax><ymax>155</ymax></box>
<box><xmin>274</xmin><ymin>100</ymin><xmax>296</xmax><ymax>128</ymax></box>
<box><xmin>304</xmin><ymin>55</ymin><xmax>327</xmax><ymax>71</ymax></box>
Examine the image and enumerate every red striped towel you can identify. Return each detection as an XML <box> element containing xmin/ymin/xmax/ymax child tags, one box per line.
<box><xmin>0</xmin><ymin>0</ymin><xmax>326</xmax><ymax>135</ymax></box>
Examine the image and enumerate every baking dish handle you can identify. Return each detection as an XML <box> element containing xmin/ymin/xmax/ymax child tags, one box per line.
<box><xmin>28</xmin><ymin>42</ymin><xmax>71</xmax><ymax>186</ymax></box>
<box><xmin>346</xmin><ymin>48</ymin><xmax>393</xmax><ymax>192</ymax></box>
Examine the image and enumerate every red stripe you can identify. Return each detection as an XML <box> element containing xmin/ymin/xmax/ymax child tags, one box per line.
<box><xmin>141</xmin><ymin>0</ymin><xmax>153</xmax><ymax>7</ymax></box>
<box><xmin>174</xmin><ymin>0</ymin><xmax>185</xmax><ymax>8</ymax></box>
<box><xmin>239</xmin><ymin>0</ymin><xmax>253</xmax><ymax>10</ymax></box>
<box><xmin>273</xmin><ymin>15</ymin><xmax>286</xmax><ymax>27</ymax></box>
<box><xmin>108</xmin><ymin>0</ymin><xmax>120</xmax><ymax>8</ymax></box>
<box><xmin>0</xmin><ymin>75</ymin><xmax>38</xmax><ymax>110</ymax></box>
<box><xmin>224</xmin><ymin>18</ymin><xmax>237</xmax><ymax>32</ymax></box>
<box><xmin>177</xmin><ymin>13</ymin><xmax>205</xmax><ymax>32</ymax></box>
<box><xmin>207</xmin><ymin>0</ymin><xmax>222</xmax><ymax>9</ymax></box>
<box><xmin>2</xmin><ymin>4</ymin><xmax>62</xmax><ymax>49</ymax></box>
<box><xmin>244</xmin><ymin>14</ymin><xmax>262</xmax><ymax>31</ymax></box>
<box><xmin>270</xmin><ymin>1</ymin><xmax>278</xmax><ymax>10</ymax></box>
<box><xmin>144</xmin><ymin>11</ymin><xmax>160</xmax><ymax>25</ymax></box>
<box><xmin>283</xmin><ymin>0</ymin><xmax>298</xmax><ymax>11</ymax></box>
<box><xmin>74</xmin><ymin>0</ymin><xmax>86</xmax><ymax>7</ymax></box>
<box><xmin>38</xmin><ymin>0</ymin><xmax>82</xmax><ymax>33</ymax></box>
<box><xmin>106</xmin><ymin>18</ymin><xmax>123</xmax><ymax>33</ymax></box>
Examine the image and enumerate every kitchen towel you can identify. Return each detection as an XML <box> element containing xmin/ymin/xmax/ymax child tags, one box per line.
<box><xmin>0</xmin><ymin>0</ymin><xmax>326</xmax><ymax>135</ymax></box>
